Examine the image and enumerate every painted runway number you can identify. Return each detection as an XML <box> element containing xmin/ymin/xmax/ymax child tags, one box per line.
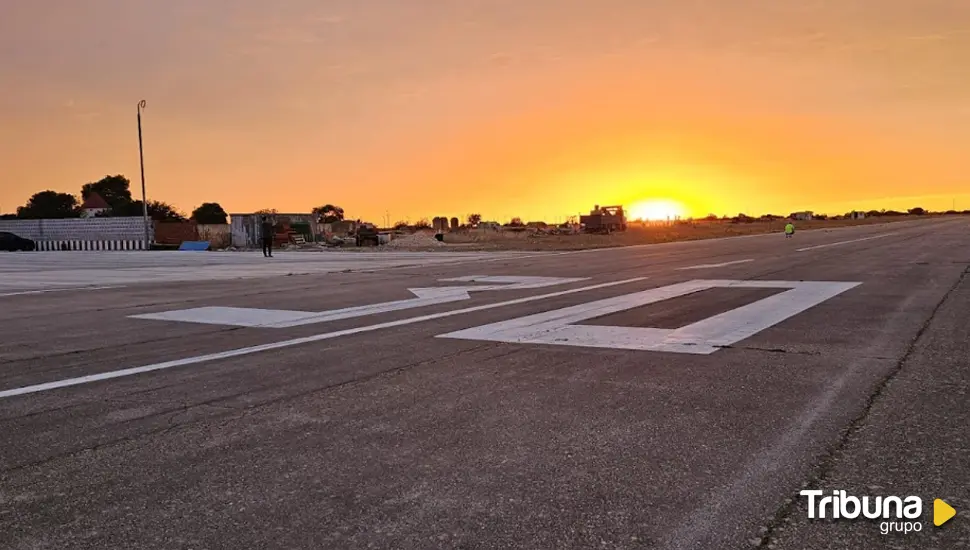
<box><xmin>438</xmin><ymin>279</ymin><xmax>861</xmax><ymax>354</ymax></box>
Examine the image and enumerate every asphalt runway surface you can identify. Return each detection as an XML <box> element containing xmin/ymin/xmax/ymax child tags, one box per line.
<box><xmin>1</xmin><ymin>219</ymin><xmax>968</xmax><ymax>549</ymax></box>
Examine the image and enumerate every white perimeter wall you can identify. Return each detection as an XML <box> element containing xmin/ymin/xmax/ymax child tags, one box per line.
<box><xmin>0</xmin><ymin>217</ymin><xmax>153</xmax><ymax>242</ymax></box>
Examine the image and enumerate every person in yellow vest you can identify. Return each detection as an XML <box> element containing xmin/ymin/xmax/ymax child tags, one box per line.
<box><xmin>785</xmin><ymin>221</ymin><xmax>795</xmax><ymax>238</ymax></box>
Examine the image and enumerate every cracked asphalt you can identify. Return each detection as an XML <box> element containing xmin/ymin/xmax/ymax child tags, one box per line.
<box><xmin>1</xmin><ymin>218</ymin><xmax>968</xmax><ymax>549</ymax></box>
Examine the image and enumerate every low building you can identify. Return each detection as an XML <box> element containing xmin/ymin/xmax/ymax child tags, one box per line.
<box><xmin>81</xmin><ymin>192</ymin><xmax>110</xmax><ymax>218</ymax></box>
<box><xmin>848</xmin><ymin>211</ymin><xmax>866</xmax><ymax>220</ymax></box>
<box><xmin>791</xmin><ymin>211</ymin><xmax>814</xmax><ymax>221</ymax></box>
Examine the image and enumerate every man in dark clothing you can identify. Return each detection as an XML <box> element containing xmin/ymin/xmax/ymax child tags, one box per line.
<box><xmin>260</xmin><ymin>216</ymin><xmax>274</xmax><ymax>257</ymax></box>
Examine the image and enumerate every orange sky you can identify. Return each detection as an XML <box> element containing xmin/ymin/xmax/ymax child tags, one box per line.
<box><xmin>2</xmin><ymin>0</ymin><xmax>969</xmax><ymax>222</ymax></box>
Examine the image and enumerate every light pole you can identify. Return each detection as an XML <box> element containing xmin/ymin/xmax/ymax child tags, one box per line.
<box><xmin>137</xmin><ymin>100</ymin><xmax>150</xmax><ymax>250</ymax></box>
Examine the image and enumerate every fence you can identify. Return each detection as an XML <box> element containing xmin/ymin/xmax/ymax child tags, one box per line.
<box><xmin>154</xmin><ymin>221</ymin><xmax>199</xmax><ymax>246</ymax></box>
<box><xmin>35</xmin><ymin>239</ymin><xmax>147</xmax><ymax>251</ymax></box>
<box><xmin>230</xmin><ymin>213</ymin><xmax>321</xmax><ymax>247</ymax></box>
<box><xmin>197</xmin><ymin>224</ymin><xmax>231</xmax><ymax>248</ymax></box>
<box><xmin>0</xmin><ymin>217</ymin><xmax>273</xmax><ymax>251</ymax></box>
<box><xmin>0</xmin><ymin>217</ymin><xmax>152</xmax><ymax>249</ymax></box>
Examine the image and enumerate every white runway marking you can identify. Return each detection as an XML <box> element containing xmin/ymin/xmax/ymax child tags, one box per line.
<box><xmin>130</xmin><ymin>276</ymin><xmax>588</xmax><ymax>328</ymax></box>
<box><xmin>0</xmin><ymin>286</ymin><xmax>121</xmax><ymax>298</ymax></box>
<box><xmin>796</xmin><ymin>233</ymin><xmax>896</xmax><ymax>252</ymax></box>
<box><xmin>677</xmin><ymin>259</ymin><xmax>754</xmax><ymax>270</ymax></box>
<box><xmin>439</xmin><ymin>279</ymin><xmax>861</xmax><ymax>354</ymax></box>
<box><xmin>0</xmin><ymin>277</ymin><xmax>646</xmax><ymax>400</ymax></box>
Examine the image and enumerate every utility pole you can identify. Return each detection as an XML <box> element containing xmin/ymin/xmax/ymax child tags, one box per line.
<box><xmin>137</xmin><ymin>100</ymin><xmax>150</xmax><ymax>250</ymax></box>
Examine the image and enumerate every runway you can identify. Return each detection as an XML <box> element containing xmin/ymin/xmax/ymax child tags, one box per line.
<box><xmin>1</xmin><ymin>218</ymin><xmax>968</xmax><ymax>549</ymax></box>
<box><xmin>0</xmin><ymin>250</ymin><xmax>538</xmax><ymax>294</ymax></box>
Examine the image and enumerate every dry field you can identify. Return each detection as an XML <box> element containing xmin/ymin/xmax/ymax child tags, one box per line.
<box><xmin>386</xmin><ymin>215</ymin><xmax>951</xmax><ymax>251</ymax></box>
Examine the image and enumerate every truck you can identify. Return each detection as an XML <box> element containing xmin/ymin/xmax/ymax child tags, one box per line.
<box><xmin>580</xmin><ymin>205</ymin><xmax>626</xmax><ymax>233</ymax></box>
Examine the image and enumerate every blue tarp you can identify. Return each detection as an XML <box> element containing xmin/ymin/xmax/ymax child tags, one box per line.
<box><xmin>178</xmin><ymin>241</ymin><xmax>210</xmax><ymax>251</ymax></box>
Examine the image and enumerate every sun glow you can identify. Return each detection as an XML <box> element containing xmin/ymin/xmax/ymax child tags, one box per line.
<box><xmin>629</xmin><ymin>199</ymin><xmax>687</xmax><ymax>221</ymax></box>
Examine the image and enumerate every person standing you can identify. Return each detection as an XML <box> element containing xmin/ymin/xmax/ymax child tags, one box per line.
<box><xmin>261</xmin><ymin>216</ymin><xmax>274</xmax><ymax>257</ymax></box>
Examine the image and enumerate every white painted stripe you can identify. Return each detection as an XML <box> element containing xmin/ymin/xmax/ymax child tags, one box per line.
<box><xmin>677</xmin><ymin>259</ymin><xmax>754</xmax><ymax>270</ymax></box>
<box><xmin>440</xmin><ymin>279</ymin><xmax>861</xmax><ymax>354</ymax></box>
<box><xmin>0</xmin><ymin>286</ymin><xmax>121</xmax><ymax>298</ymax></box>
<box><xmin>0</xmin><ymin>277</ymin><xmax>646</xmax><ymax>399</ymax></box>
<box><xmin>796</xmin><ymin>233</ymin><xmax>896</xmax><ymax>252</ymax></box>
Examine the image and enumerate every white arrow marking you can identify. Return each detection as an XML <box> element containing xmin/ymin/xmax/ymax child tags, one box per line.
<box><xmin>2</xmin><ymin>277</ymin><xmax>643</xmax><ymax>400</ymax></box>
<box><xmin>130</xmin><ymin>276</ymin><xmax>588</xmax><ymax>328</ymax></box>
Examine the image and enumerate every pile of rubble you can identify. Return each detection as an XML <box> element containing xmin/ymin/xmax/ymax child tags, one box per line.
<box><xmin>382</xmin><ymin>233</ymin><xmax>447</xmax><ymax>249</ymax></box>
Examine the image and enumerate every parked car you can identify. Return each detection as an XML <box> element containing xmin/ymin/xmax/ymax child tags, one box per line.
<box><xmin>0</xmin><ymin>231</ymin><xmax>36</xmax><ymax>251</ymax></box>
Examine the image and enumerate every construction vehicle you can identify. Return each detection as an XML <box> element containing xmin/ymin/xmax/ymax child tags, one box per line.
<box><xmin>580</xmin><ymin>205</ymin><xmax>627</xmax><ymax>233</ymax></box>
<box><xmin>355</xmin><ymin>222</ymin><xmax>380</xmax><ymax>246</ymax></box>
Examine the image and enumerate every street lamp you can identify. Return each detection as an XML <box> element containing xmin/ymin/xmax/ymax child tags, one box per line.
<box><xmin>137</xmin><ymin>99</ymin><xmax>150</xmax><ymax>250</ymax></box>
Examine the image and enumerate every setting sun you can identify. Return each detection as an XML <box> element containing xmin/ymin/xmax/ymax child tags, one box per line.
<box><xmin>629</xmin><ymin>199</ymin><xmax>688</xmax><ymax>221</ymax></box>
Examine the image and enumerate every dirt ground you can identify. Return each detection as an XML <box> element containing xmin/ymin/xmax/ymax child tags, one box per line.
<box><xmin>390</xmin><ymin>215</ymin><xmax>954</xmax><ymax>251</ymax></box>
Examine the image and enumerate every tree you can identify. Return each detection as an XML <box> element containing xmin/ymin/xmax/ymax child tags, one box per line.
<box><xmin>126</xmin><ymin>200</ymin><xmax>185</xmax><ymax>222</ymax></box>
<box><xmin>313</xmin><ymin>204</ymin><xmax>345</xmax><ymax>223</ymax></box>
<box><xmin>0</xmin><ymin>213</ymin><xmax>15</xmax><ymax>220</ymax></box>
<box><xmin>191</xmin><ymin>202</ymin><xmax>228</xmax><ymax>224</ymax></box>
<box><xmin>149</xmin><ymin>200</ymin><xmax>186</xmax><ymax>221</ymax></box>
<box><xmin>907</xmin><ymin>207</ymin><xmax>926</xmax><ymax>215</ymax></box>
<box><xmin>413</xmin><ymin>218</ymin><xmax>431</xmax><ymax>229</ymax></box>
<box><xmin>509</xmin><ymin>217</ymin><xmax>524</xmax><ymax>227</ymax></box>
<box><xmin>467</xmin><ymin>213</ymin><xmax>482</xmax><ymax>226</ymax></box>
<box><xmin>81</xmin><ymin>175</ymin><xmax>134</xmax><ymax>212</ymax></box>
<box><xmin>16</xmin><ymin>190</ymin><xmax>81</xmax><ymax>219</ymax></box>
<box><xmin>393</xmin><ymin>220</ymin><xmax>409</xmax><ymax>230</ymax></box>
